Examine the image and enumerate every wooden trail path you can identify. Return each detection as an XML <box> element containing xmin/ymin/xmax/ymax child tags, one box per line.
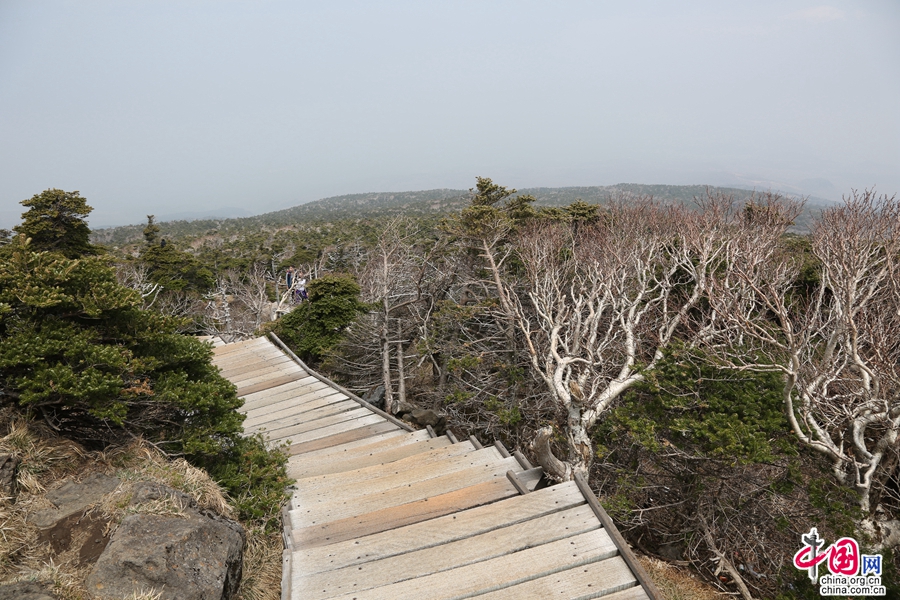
<box><xmin>211</xmin><ymin>334</ymin><xmax>662</xmax><ymax>600</ymax></box>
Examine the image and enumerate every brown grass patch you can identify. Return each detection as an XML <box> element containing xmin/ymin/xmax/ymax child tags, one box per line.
<box><xmin>638</xmin><ymin>555</ymin><xmax>722</xmax><ymax>600</ymax></box>
<box><xmin>235</xmin><ymin>531</ymin><xmax>283</xmax><ymax>600</ymax></box>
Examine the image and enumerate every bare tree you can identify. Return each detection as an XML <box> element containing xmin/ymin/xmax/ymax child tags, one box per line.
<box><xmin>116</xmin><ymin>262</ymin><xmax>162</xmax><ymax>309</ymax></box>
<box><xmin>357</xmin><ymin>218</ymin><xmax>426</xmax><ymax>414</ymax></box>
<box><xmin>707</xmin><ymin>190</ymin><xmax>900</xmax><ymax>548</ymax></box>
<box><xmin>515</xmin><ymin>197</ymin><xmax>744</xmax><ymax>480</ymax></box>
<box><xmin>202</xmin><ymin>263</ymin><xmax>274</xmax><ymax>341</ymax></box>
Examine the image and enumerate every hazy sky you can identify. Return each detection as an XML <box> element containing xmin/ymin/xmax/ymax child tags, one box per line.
<box><xmin>1</xmin><ymin>1</ymin><xmax>898</xmax><ymax>228</ymax></box>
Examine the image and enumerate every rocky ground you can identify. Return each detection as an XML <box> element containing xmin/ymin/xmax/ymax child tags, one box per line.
<box><xmin>0</xmin><ymin>416</ymin><xmax>281</xmax><ymax>600</ymax></box>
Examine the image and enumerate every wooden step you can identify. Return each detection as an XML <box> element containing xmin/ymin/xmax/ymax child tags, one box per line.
<box><xmin>236</xmin><ymin>371</ymin><xmax>310</xmax><ymax>397</ymax></box>
<box><xmin>272</xmin><ymin>413</ymin><xmax>388</xmax><ymax>446</ymax></box>
<box><xmin>214</xmin><ymin>347</ymin><xmax>288</xmax><ymax>369</ymax></box>
<box><xmin>287</xmin><ymin>421</ymin><xmax>403</xmax><ymax>455</ymax></box>
<box><xmin>223</xmin><ymin>359</ymin><xmax>302</xmax><ymax>384</ymax></box>
<box><xmin>290</xmin><ymin>456</ymin><xmax>522</xmax><ymax>527</ymax></box>
<box><xmin>292</xmin><ymin>443</ymin><xmax>493</xmax><ymax>502</ymax></box>
<box><xmin>287</xmin><ymin>430</ymin><xmax>433</xmax><ymax>476</ymax></box>
<box><xmin>312</xmin><ymin>528</ymin><xmax>618</xmax><ymax>600</ymax></box>
<box><xmin>293</xmin><ymin>504</ymin><xmax>601</xmax><ymax>599</ymax></box>
<box><xmin>218</xmin><ymin>355</ymin><xmax>295</xmax><ymax>379</ymax></box>
<box><xmin>211</xmin><ymin>337</ymin><xmax>269</xmax><ymax>355</ymax></box>
<box><xmin>232</xmin><ymin>363</ymin><xmax>306</xmax><ymax>388</ymax></box>
<box><xmin>261</xmin><ymin>407</ymin><xmax>378</xmax><ymax>440</ymax></box>
<box><xmin>244</xmin><ymin>390</ymin><xmax>361</xmax><ymax>426</ymax></box>
<box><xmin>291</xmin><ymin>476</ymin><xmax>524</xmax><ymax>549</ymax></box>
<box><xmin>470</xmin><ymin>556</ymin><xmax>641</xmax><ymax>600</ymax></box>
<box><xmin>288</xmin><ymin>432</ymin><xmax>458</xmax><ymax>479</ymax></box>
<box><xmin>240</xmin><ymin>379</ymin><xmax>332</xmax><ymax>412</ymax></box>
<box><xmin>293</xmin><ymin>480</ymin><xmax>586</xmax><ymax>576</ymax></box>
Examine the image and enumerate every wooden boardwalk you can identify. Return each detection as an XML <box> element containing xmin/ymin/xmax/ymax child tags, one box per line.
<box><xmin>212</xmin><ymin>334</ymin><xmax>661</xmax><ymax>600</ymax></box>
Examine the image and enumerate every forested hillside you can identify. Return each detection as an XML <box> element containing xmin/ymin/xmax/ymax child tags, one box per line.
<box><xmin>6</xmin><ymin>180</ymin><xmax>894</xmax><ymax>598</ymax></box>
<box><xmin>90</xmin><ymin>184</ymin><xmax>832</xmax><ymax>249</ymax></box>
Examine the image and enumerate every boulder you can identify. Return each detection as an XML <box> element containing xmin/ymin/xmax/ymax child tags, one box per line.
<box><xmin>0</xmin><ymin>454</ymin><xmax>20</xmax><ymax>502</ymax></box>
<box><xmin>394</xmin><ymin>402</ymin><xmax>447</xmax><ymax>435</ymax></box>
<box><xmin>86</xmin><ymin>484</ymin><xmax>245</xmax><ymax>600</ymax></box>
<box><xmin>394</xmin><ymin>401</ymin><xmax>417</xmax><ymax>417</ymax></box>
<box><xmin>30</xmin><ymin>473</ymin><xmax>120</xmax><ymax>528</ymax></box>
<box><xmin>0</xmin><ymin>581</ymin><xmax>57</xmax><ymax>600</ymax></box>
<box><xmin>129</xmin><ymin>481</ymin><xmax>196</xmax><ymax>510</ymax></box>
<box><xmin>362</xmin><ymin>384</ymin><xmax>386</xmax><ymax>410</ymax></box>
<box><xmin>410</xmin><ymin>408</ymin><xmax>447</xmax><ymax>435</ymax></box>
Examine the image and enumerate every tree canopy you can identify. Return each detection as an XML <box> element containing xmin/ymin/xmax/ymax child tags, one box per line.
<box><xmin>0</xmin><ymin>235</ymin><xmax>242</xmax><ymax>454</ymax></box>
<box><xmin>14</xmin><ymin>189</ymin><xmax>96</xmax><ymax>258</ymax></box>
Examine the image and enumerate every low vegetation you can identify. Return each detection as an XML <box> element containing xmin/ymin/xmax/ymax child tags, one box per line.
<box><xmin>3</xmin><ymin>180</ymin><xmax>897</xmax><ymax>597</ymax></box>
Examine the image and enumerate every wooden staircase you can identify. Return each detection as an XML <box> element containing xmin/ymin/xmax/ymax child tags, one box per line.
<box><xmin>212</xmin><ymin>334</ymin><xmax>661</xmax><ymax>600</ymax></box>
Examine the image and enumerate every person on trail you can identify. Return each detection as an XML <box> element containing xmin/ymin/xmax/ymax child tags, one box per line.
<box><xmin>285</xmin><ymin>266</ymin><xmax>294</xmax><ymax>290</ymax></box>
<box><xmin>297</xmin><ymin>273</ymin><xmax>308</xmax><ymax>302</ymax></box>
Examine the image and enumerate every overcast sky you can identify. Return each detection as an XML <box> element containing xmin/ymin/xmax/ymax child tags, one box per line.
<box><xmin>1</xmin><ymin>1</ymin><xmax>898</xmax><ymax>228</ymax></box>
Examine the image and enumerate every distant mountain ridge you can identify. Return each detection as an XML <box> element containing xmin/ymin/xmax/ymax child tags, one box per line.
<box><xmin>91</xmin><ymin>184</ymin><xmax>832</xmax><ymax>247</ymax></box>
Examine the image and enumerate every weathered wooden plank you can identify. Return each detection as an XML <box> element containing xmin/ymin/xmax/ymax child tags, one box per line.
<box><xmin>291</xmin><ymin>477</ymin><xmax>521</xmax><ymax>549</ymax></box>
<box><xmin>293</xmin><ymin>441</ymin><xmax>479</xmax><ymax>491</ymax></box>
<box><xmin>243</xmin><ymin>393</ymin><xmax>352</xmax><ymax>428</ymax></box>
<box><xmin>245</xmin><ymin>401</ymin><xmax>360</xmax><ymax>437</ymax></box>
<box><xmin>214</xmin><ymin>348</ymin><xmax>286</xmax><ymax>367</ymax></box>
<box><xmin>274</xmin><ymin>413</ymin><xmax>387</xmax><ymax>446</ymax></box>
<box><xmin>236</xmin><ymin>371</ymin><xmax>309</xmax><ymax>397</ymax></box>
<box><xmin>293</xmin><ymin>481</ymin><xmax>586</xmax><ymax>576</ymax></box>
<box><xmin>217</xmin><ymin>354</ymin><xmax>295</xmax><ymax>378</ymax></box>
<box><xmin>291</xmin><ymin>456</ymin><xmax>521</xmax><ymax>526</ymax></box>
<box><xmin>229</xmin><ymin>363</ymin><xmax>306</xmax><ymax>387</ymax></box>
<box><xmin>212</xmin><ymin>339</ymin><xmax>280</xmax><ymax>356</ymax></box>
<box><xmin>251</xmin><ymin>405</ymin><xmax>371</xmax><ymax>438</ymax></box>
<box><xmin>293</xmin><ymin>504</ymin><xmax>601</xmax><ymax>599</ymax></box>
<box><xmin>212</xmin><ymin>337</ymin><xmax>269</xmax><ymax>355</ymax></box>
<box><xmin>287</xmin><ymin>430</ymin><xmax>432</xmax><ymax>476</ymax></box>
<box><xmin>287</xmin><ymin>421</ymin><xmax>402</xmax><ymax>456</ymax></box>
<box><xmin>288</xmin><ymin>434</ymin><xmax>451</xmax><ymax>479</ymax></box>
<box><xmin>261</xmin><ymin>408</ymin><xmax>380</xmax><ymax>440</ymax></box>
<box><xmin>295</xmin><ymin>444</ymin><xmax>497</xmax><ymax>503</ymax></box>
<box><xmin>471</xmin><ymin>556</ymin><xmax>639</xmax><ymax>600</ymax></box>
<box><xmin>317</xmin><ymin>529</ymin><xmax>619</xmax><ymax>600</ymax></box>
<box><xmin>243</xmin><ymin>385</ymin><xmax>345</xmax><ymax>416</ymax></box>
<box><xmin>246</xmin><ymin>399</ymin><xmax>357</xmax><ymax>432</ymax></box>
<box><xmin>213</xmin><ymin>346</ymin><xmax>287</xmax><ymax>367</ymax></box>
<box><xmin>240</xmin><ymin>379</ymin><xmax>332</xmax><ymax>411</ymax></box>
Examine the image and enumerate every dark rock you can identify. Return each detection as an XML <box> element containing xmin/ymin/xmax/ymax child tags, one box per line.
<box><xmin>410</xmin><ymin>408</ymin><xmax>447</xmax><ymax>435</ymax></box>
<box><xmin>362</xmin><ymin>385</ymin><xmax>385</xmax><ymax>410</ymax></box>
<box><xmin>0</xmin><ymin>454</ymin><xmax>20</xmax><ymax>502</ymax></box>
<box><xmin>86</xmin><ymin>510</ymin><xmax>245</xmax><ymax>600</ymax></box>
<box><xmin>31</xmin><ymin>473</ymin><xmax>120</xmax><ymax>528</ymax></box>
<box><xmin>394</xmin><ymin>401</ymin><xmax>416</xmax><ymax>417</ymax></box>
<box><xmin>0</xmin><ymin>581</ymin><xmax>57</xmax><ymax>600</ymax></box>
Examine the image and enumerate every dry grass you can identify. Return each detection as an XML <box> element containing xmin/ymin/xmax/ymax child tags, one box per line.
<box><xmin>639</xmin><ymin>555</ymin><xmax>722</xmax><ymax>600</ymax></box>
<box><xmin>104</xmin><ymin>443</ymin><xmax>233</xmax><ymax>517</ymax></box>
<box><xmin>0</xmin><ymin>417</ymin><xmax>284</xmax><ymax>600</ymax></box>
<box><xmin>235</xmin><ymin>531</ymin><xmax>283</xmax><ymax>600</ymax></box>
<box><xmin>0</xmin><ymin>418</ymin><xmax>89</xmax><ymax>592</ymax></box>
